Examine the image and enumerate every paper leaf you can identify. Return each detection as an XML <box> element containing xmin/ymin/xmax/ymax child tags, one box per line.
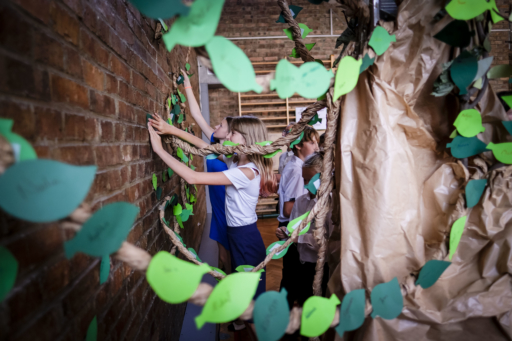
<box><xmin>335</xmin><ymin>289</ymin><xmax>366</xmax><ymax>337</ymax></box>
<box><xmin>266</xmin><ymin>240</ymin><xmax>290</xmax><ymax>259</ymax></box>
<box><xmin>465</xmin><ymin>179</ymin><xmax>487</xmax><ymax>208</ymax></box>
<box><xmin>276</xmin><ymin>5</ymin><xmax>302</xmax><ymax>23</ymax></box>
<box><xmin>445</xmin><ymin>0</ymin><xmax>501</xmax><ymax>22</ymax></box>
<box><xmin>158</xmin><ymin>18</ymin><xmax>168</xmax><ymax>31</ymax></box>
<box><xmin>449</xmin><ymin>129</ymin><xmax>458</xmax><ymax>138</ymax></box>
<box><xmin>64</xmin><ymin>202</ymin><xmax>139</xmax><ymax>258</ymax></box>
<box><xmin>416</xmin><ymin>260</ymin><xmax>451</xmax><ymax>289</ymax></box>
<box><xmin>502</xmin><ymin>121</ymin><xmax>512</xmax><ymax>136</ymax></box>
<box><xmin>223</xmin><ymin>140</ymin><xmax>239</xmax><ymax>158</ymax></box>
<box><xmin>188</xmin><ymin>73</ymin><xmax>194</xmax><ymax>78</ymax></box>
<box><xmin>434</xmin><ymin>20</ymin><xmax>472</xmax><ymax>48</ymax></box>
<box><xmin>129</xmin><ymin>0</ymin><xmax>189</xmax><ymax>19</ymax></box>
<box><xmin>147</xmin><ymin>251</ymin><xmax>210</xmax><ymax>303</ymax></box>
<box><xmin>176</xmin><ymin>215</ymin><xmax>184</xmax><ymax>229</ymax></box>
<box><xmin>0</xmin><ymin>119</ymin><xmax>37</xmax><ymax>162</ymax></box>
<box><xmin>181</xmin><ymin>209</ymin><xmax>193</xmax><ymax>222</ymax></box>
<box><xmin>168</xmin><ymin>168</ymin><xmax>174</xmax><ymax>178</ymax></box>
<box><xmin>290</xmin><ymin>43</ymin><xmax>315</xmax><ymax>58</ymax></box>
<box><xmin>449</xmin><ymin>216</ymin><xmax>467</xmax><ymax>260</ymax></box>
<box><xmin>286</xmin><ymin>211</ymin><xmax>311</xmax><ymax>236</ymax></box>
<box><xmin>178</xmin><ymin>90</ymin><xmax>186</xmax><ymax>103</ymax></box>
<box><xmin>210</xmin><ymin>266</ymin><xmax>226</xmax><ymax>281</ymax></box>
<box><xmin>171</xmin><ymin>94</ymin><xmax>177</xmax><ymax>105</ymax></box>
<box><xmin>0</xmin><ymin>246</ymin><xmax>18</xmax><ymax>302</ymax></box>
<box><xmin>156</xmin><ymin>187</ymin><xmax>162</xmax><ymax>200</ymax></box>
<box><xmin>186</xmin><ymin>63</ymin><xmax>191</xmax><ymax>71</ymax></box>
<box><xmin>473</xmin><ymin>57</ymin><xmax>494</xmax><ymax>82</ymax></box>
<box><xmin>359</xmin><ymin>54</ymin><xmax>375</xmax><ymax>74</ymax></box>
<box><xmin>0</xmin><ymin>159</ymin><xmax>96</xmax><ymax>223</ymax></box>
<box><xmin>501</xmin><ymin>95</ymin><xmax>512</xmax><ymax>110</ymax></box>
<box><xmin>173</xmin><ymin>203</ymin><xmax>183</xmax><ymax>216</ymax></box>
<box><xmin>283</xmin><ymin>23</ymin><xmax>312</xmax><ymax>40</ymax></box>
<box><xmin>177</xmin><ymin>113</ymin><xmax>184</xmax><ymax>124</ymax></box>
<box><xmin>304</xmin><ymin>173</ymin><xmax>321</xmax><ymax>195</ymax></box>
<box><xmin>290</xmin><ymin>131</ymin><xmax>304</xmax><ymax>149</ymax></box>
<box><xmin>162</xmin><ymin>0</ymin><xmax>225</xmax><ymax>52</ymax></box>
<box><xmin>190</xmin><ymin>194</ymin><xmax>197</xmax><ymax>204</ymax></box>
<box><xmin>206</xmin><ymin>36</ymin><xmax>262</xmax><ymax>93</ymax></box>
<box><xmin>85</xmin><ymin>316</ymin><xmax>97</xmax><ymax>341</ymax></box>
<box><xmin>334</xmin><ymin>56</ymin><xmax>362</xmax><ymax>101</ymax></box>
<box><xmin>301</xmin><ymin>294</ymin><xmax>340</xmax><ymax>337</ymax></box>
<box><xmin>368</xmin><ymin>26</ymin><xmax>396</xmax><ymax>56</ymax></box>
<box><xmin>152</xmin><ymin>173</ymin><xmax>158</xmax><ymax>190</ymax></box>
<box><xmin>487</xmin><ymin>64</ymin><xmax>512</xmax><ymax>79</ymax></box>
<box><xmin>177</xmin><ymin>147</ymin><xmax>189</xmax><ymax>163</ymax></box>
<box><xmin>486</xmin><ymin>142</ymin><xmax>512</xmax><ymax>164</ymax></box>
<box><xmin>195</xmin><ymin>272</ymin><xmax>261</xmax><ymax>328</ymax></box>
<box><xmin>255</xmin><ymin>141</ymin><xmax>279</xmax><ymax>158</ymax></box>
<box><xmin>254</xmin><ymin>289</ymin><xmax>289</xmax><ymax>341</ymax></box>
<box><xmin>187</xmin><ymin>248</ymin><xmax>202</xmax><ymax>262</ymax></box>
<box><xmin>185</xmin><ymin>203</ymin><xmax>194</xmax><ymax>213</ymax></box>
<box><xmin>174</xmin><ymin>230</ymin><xmax>184</xmax><ymax>245</ymax></box>
<box><xmin>309</xmin><ymin>113</ymin><xmax>322</xmax><ymax>125</ymax></box>
<box><xmin>370</xmin><ymin>277</ymin><xmax>403</xmax><ymax>319</ymax></box>
<box><xmin>99</xmin><ymin>256</ymin><xmax>110</xmax><ymax>284</ymax></box>
<box><xmin>453</xmin><ymin>109</ymin><xmax>485</xmax><ymax>137</ymax></box>
<box><xmin>446</xmin><ymin>135</ymin><xmax>487</xmax><ymax>158</ymax></box>
<box><xmin>235</xmin><ymin>265</ymin><xmax>265</xmax><ymax>273</ymax></box>
<box><xmin>450</xmin><ymin>51</ymin><xmax>478</xmax><ymax>95</ymax></box>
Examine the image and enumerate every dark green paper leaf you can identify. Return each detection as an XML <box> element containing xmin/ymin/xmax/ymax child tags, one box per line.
<box><xmin>254</xmin><ymin>289</ymin><xmax>290</xmax><ymax>341</ymax></box>
<box><xmin>129</xmin><ymin>0</ymin><xmax>189</xmax><ymax>19</ymax></box>
<box><xmin>434</xmin><ymin>20</ymin><xmax>473</xmax><ymax>48</ymax></box>
<box><xmin>370</xmin><ymin>277</ymin><xmax>403</xmax><ymax>319</ymax></box>
<box><xmin>446</xmin><ymin>135</ymin><xmax>487</xmax><ymax>158</ymax></box>
<box><xmin>450</xmin><ymin>50</ymin><xmax>478</xmax><ymax>95</ymax></box>
<box><xmin>465</xmin><ymin>179</ymin><xmax>487</xmax><ymax>208</ymax></box>
<box><xmin>415</xmin><ymin>260</ymin><xmax>451</xmax><ymax>289</ymax></box>
<box><xmin>0</xmin><ymin>246</ymin><xmax>18</xmax><ymax>302</ymax></box>
<box><xmin>335</xmin><ymin>289</ymin><xmax>366</xmax><ymax>337</ymax></box>
<box><xmin>100</xmin><ymin>256</ymin><xmax>110</xmax><ymax>284</ymax></box>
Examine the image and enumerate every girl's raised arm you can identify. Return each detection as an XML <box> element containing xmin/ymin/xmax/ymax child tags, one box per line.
<box><xmin>181</xmin><ymin>69</ymin><xmax>214</xmax><ymax>139</ymax></box>
<box><xmin>149</xmin><ymin>113</ymin><xmax>209</xmax><ymax>149</ymax></box>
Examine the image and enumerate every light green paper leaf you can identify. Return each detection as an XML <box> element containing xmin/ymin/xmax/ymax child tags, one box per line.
<box><xmin>195</xmin><ymin>272</ymin><xmax>261</xmax><ymax>328</ymax></box>
<box><xmin>266</xmin><ymin>240</ymin><xmax>290</xmax><ymax>259</ymax></box>
<box><xmin>446</xmin><ymin>135</ymin><xmax>487</xmax><ymax>158</ymax></box>
<box><xmin>187</xmin><ymin>248</ymin><xmax>202</xmax><ymax>262</ymax></box>
<box><xmin>502</xmin><ymin>95</ymin><xmax>512</xmax><ymax>109</ymax></box>
<box><xmin>129</xmin><ymin>0</ymin><xmax>189</xmax><ymax>19</ymax></box>
<box><xmin>255</xmin><ymin>141</ymin><xmax>279</xmax><ymax>158</ymax></box>
<box><xmin>235</xmin><ymin>265</ymin><xmax>265</xmax><ymax>273</ymax></box>
<box><xmin>283</xmin><ymin>23</ymin><xmax>312</xmax><ymax>40</ymax></box>
<box><xmin>99</xmin><ymin>256</ymin><xmax>110</xmax><ymax>284</ymax></box>
<box><xmin>206</xmin><ymin>36</ymin><xmax>262</xmax><ymax>93</ymax></box>
<box><xmin>335</xmin><ymin>289</ymin><xmax>366</xmax><ymax>337</ymax></box>
<box><xmin>370</xmin><ymin>277</ymin><xmax>403</xmax><ymax>319</ymax></box>
<box><xmin>0</xmin><ymin>246</ymin><xmax>18</xmax><ymax>302</ymax></box>
<box><xmin>333</xmin><ymin>56</ymin><xmax>362</xmax><ymax>101</ymax></box>
<box><xmin>486</xmin><ymin>142</ymin><xmax>512</xmax><ymax>164</ymax></box>
<box><xmin>190</xmin><ymin>194</ymin><xmax>197</xmax><ymax>204</ymax></box>
<box><xmin>488</xmin><ymin>64</ymin><xmax>512</xmax><ymax>79</ymax></box>
<box><xmin>449</xmin><ymin>216</ymin><xmax>467</xmax><ymax>260</ymax></box>
<box><xmin>173</xmin><ymin>203</ymin><xmax>183</xmax><ymax>216</ymax></box>
<box><xmin>152</xmin><ymin>173</ymin><xmax>158</xmax><ymax>190</ymax></box>
<box><xmin>222</xmin><ymin>140</ymin><xmax>239</xmax><ymax>158</ymax></box>
<box><xmin>0</xmin><ymin>159</ymin><xmax>96</xmax><ymax>223</ymax></box>
<box><xmin>177</xmin><ymin>147</ymin><xmax>189</xmax><ymax>163</ymax></box>
<box><xmin>473</xmin><ymin>78</ymin><xmax>483</xmax><ymax>89</ymax></box>
<box><xmin>446</xmin><ymin>0</ymin><xmax>502</xmax><ymax>23</ymax></box>
<box><xmin>176</xmin><ymin>214</ymin><xmax>184</xmax><ymax>229</ymax></box>
<box><xmin>286</xmin><ymin>211</ymin><xmax>311</xmax><ymax>236</ymax></box>
<box><xmin>162</xmin><ymin>0</ymin><xmax>225</xmax><ymax>52</ymax></box>
<box><xmin>186</xmin><ymin>63</ymin><xmax>191</xmax><ymax>71</ymax></box>
<box><xmin>453</xmin><ymin>109</ymin><xmax>485</xmax><ymax>137</ymax></box>
<box><xmin>85</xmin><ymin>316</ymin><xmax>97</xmax><ymax>341</ymax></box>
<box><xmin>178</xmin><ymin>90</ymin><xmax>186</xmax><ymax>103</ymax></box>
<box><xmin>254</xmin><ymin>289</ymin><xmax>289</xmax><ymax>341</ymax></box>
<box><xmin>185</xmin><ymin>203</ymin><xmax>194</xmax><ymax>213</ymax></box>
<box><xmin>158</xmin><ymin>18</ymin><xmax>168</xmax><ymax>32</ymax></box>
<box><xmin>178</xmin><ymin>113</ymin><xmax>184</xmax><ymax>124</ymax></box>
<box><xmin>465</xmin><ymin>179</ymin><xmax>487</xmax><ymax>208</ymax></box>
<box><xmin>171</xmin><ymin>94</ymin><xmax>177</xmax><ymax>105</ymax></box>
<box><xmin>210</xmin><ymin>266</ymin><xmax>226</xmax><ymax>281</ymax></box>
<box><xmin>300</xmin><ymin>294</ymin><xmax>340</xmax><ymax>337</ymax></box>
<box><xmin>449</xmin><ymin>129</ymin><xmax>458</xmax><ymax>138</ymax></box>
<box><xmin>64</xmin><ymin>202</ymin><xmax>139</xmax><ymax>258</ymax></box>
<box><xmin>290</xmin><ymin>43</ymin><xmax>315</xmax><ymax>58</ymax></box>
<box><xmin>147</xmin><ymin>251</ymin><xmax>210</xmax><ymax>303</ymax></box>
<box><xmin>368</xmin><ymin>26</ymin><xmax>396</xmax><ymax>56</ymax></box>
<box><xmin>0</xmin><ymin>118</ymin><xmax>37</xmax><ymax>162</ymax></box>
<box><xmin>415</xmin><ymin>260</ymin><xmax>451</xmax><ymax>289</ymax></box>
<box><xmin>290</xmin><ymin>131</ymin><xmax>304</xmax><ymax>149</ymax></box>
<box><xmin>304</xmin><ymin>173</ymin><xmax>321</xmax><ymax>195</ymax></box>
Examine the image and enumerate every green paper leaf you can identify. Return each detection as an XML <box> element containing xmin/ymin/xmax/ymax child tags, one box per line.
<box><xmin>502</xmin><ymin>121</ymin><xmax>512</xmax><ymax>135</ymax></box>
<box><xmin>174</xmin><ymin>230</ymin><xmax>184</xmax><ymax>245</ymax></box>
<box><xmin>333</xmin><ymin>56</ymin><xmax>362</xmax><ymax>101</ymax></box>
<box><xmin>129</xmin><ymin>0</ymin><xmax>189</xmax><ymax>19</ymax></box>
<box><xmin>309</xmin><ymin>113</ymin><xmax>322</xmax><ymax>125</ymax></box>
<box><xmin>171</xmin><ymin>94</ymin><xmax>177</xmax><ymax>105</ymax></box>
<box><xmin>206</xmin><ymin>36</ymin><xmax>262</xmax><ymax>93</ymax></box>
<box><xmin>0</xmin><ymin>118</ymin><xmax>37</xmax><ymax>162</ymax></box>
<box><xmin>85</xmin><ymin>316</ymin><xmax>97</xmax><ymax>341</ymax></box>
<box><xmin>446</xmin><ymin>135</ymin><xmax>487</xmax><ymax>158</ymax></box>
<box><xmin>173</xmin><ymin>203</ymin><xmax>183</xmax><ymax>216</ymax></box>
<box><xmin>446</xmin><ymin>0</ymin><xmax>502</xmax><ymax>23</ymax></box>
<box><xmin>473</xmin><ymin>57</ymin><xmax>494</xmax><ymax>82</ymax></box>
<box><xmin>254</xmin><ymin>289</ymin><xmax>289</xmax><ymax>341</ymax></box>
<box><xmin>501</xmin><ymin>95</ymin><xmax>512</xmax><ymax>110</ymax></box>
<box><xmin>162</xmin><ymin>0</ymin><xmax>225</xmax><ymax>52</ymax></box>
<box><xmin>147</xmin><ymin>251</ymin><xmax>210</xmax><ymax>303</ymax></box>
<box><xmin>187</xmin><ymin>248</ymin><xmax>202</xmax><ymax>262</ymax></box>
<box><xmin>99</xmin><ymin>256</ymin><xmax>110</xmax><ymax>284</ymax></box>
<box><xmin>290</xmin><ymin>43</ymin><xmax>315</xmax><ymax>58</ymax></box>
<box><xmin>416</xmin><ymin>260</ymin><xmax>451</xmax><ymax>289</ymax></box>
<box><xmin>210</xmin><ymin>266</ymin><xmax>226</xmax><ymax>281</ymax></box>
<box><xmin>266</xmin><ymin>240</ymin><xmax>290</xmax><ymax>259</ymax></box>
<box><xmin>335</xmin><ymin>289</ymin><xmax>366</xmax><ymax>337</ymax></box>
<box><xmin>290</xmin><ymin>131</ymin><xmax>304</xmax><ymax>149</ymax></box>
<box><xmin>186</xmin><ymin>63</ymin><xmax>191</xmax><ymax>71</ymax></box>
<box><xmin>434</xmin><ymin>20</ymin><xmax>472</xmax><ymax>48</ymax></box>
<box><xmin>168</xmin><ymin>168</ymin><xmax>174</xmax><ymax>178</ymax></box>
<box><xmin>449</xmin><ymin>129</ymin><xmax>458</xmax><ymax>138</ymax></box>
<box><xmin>359</xmin><ymin>54</ymin><xmax>375</xmax><ymax>74</ymax></box>
<box><xmin>156</xmin><ymin>186</ymin><xmax>162</xmax><ymax>200</ymax></box>
<box><xmin>304</xmin><ymin>173</ymin><xmax>321</xmax><ymax>195</ymax></box>
<box><xmin>283</xmin><ymin>23</ymin><xmax>312</xmax><ymax>40</ymax></box>
<box><xmin>317</xmin><ymin>92</ymin><xmax>327</xmax><ymax>101</ymax></box>
<box><xmin>0</xmin><ymin>159</ymin><xmax>96</xmax><ymax>223</ymax></box>
<box><xmin>195</xmin><ymin>272</ymin><xmax>261</xmax><ymax>328</ymax></box>
<box><xmin>235</xmin><ymin>265</ymin><xmax>265</xmax><ymax>273</ymax></box>
<box><xmin>181</xmin><ymin>209</ymin><xmax>193</xmax><ymax>222</ymax></box>
<box><xmin>0</xmin><ymin>246</ymin><xmax>18</xmax><ymax>302</ymax></box>
<box><xmin>276</xmin><ymin>5</ymin><xmax>302</xmax><ymax>23</ymax></box>
<box><xmin>152</xmin><ymin>173</ymin><xmax>158</xmax><ymax>190</ymax></box>
<box><xmin>486</xmin><ymin>142</ymin><xmax>512</xmax><ymax>164</ymax></box>
<box><xmin>453</xmin><ymin>109</ymin><xmax>485</xmax><ymax>137</ymax></box>
<box><xmin>222</xmin><ymin>140</ymin><xmax>239</xmax><ymax>158</ymax></box>
<box><xmin>177</xmin><ymin>147</ymin><xmax>189</xmax><ymax>163</ymax></box>
<box><xmin>287</xmin><ymin>211</ymin><xmax>311</xmax><ymax>236</ymax></box>
<box><xmin>190</xmin><ymin>194</ymin><xmax>197</xmax><ymax>204</ymax></box>
<box><xmin>465</xmin><ymin>179</ymin><xmax>487</xmax><ymax>208</ymax></box>
<box><xmin>186</xmin><ymin>185</ymin><xmax>190</xmax><ymax>201</ymax></box>
<box><xmin>449</xmin><ymin>216</ymin><xmax>467</xmax><ymax>260</ymax></box>
<box><xmin>190</xmin><ymin>165</ymin><xmax>196</xmax><ymax>171</ymax></box>
<box><xmin>300</xmin><ymin>294</ymin><xmax>340</xmax><ymax>337</ymax></box>
<box><xmin>488</xmin><ymin>64</ymin><xmax>512</xmax><ymax>79</ymax></box>
<box><xmin>162</xmin><ymin>169</ymin><xmax>168</xmax><ymax>182</ymax></box>
<box><xmin>270</xmin><ymin>60</ymin><xmax>333</xmax><ymax>99</ymax></box>
<box><xmin>255</xmin><ymin>141</ymin><xmax>279</xmax><ymax>158</ymax></box>
<box><xmin>178</xmin><ymin>90</ymin><xmax>186</xmax><ymax>103</ymax></box>
<box><xmin>158</xmin><ymin>18</ymin><xmax>168</xmax><ymax>32</ymax></box>
<box><xmin>178</xmin><ymin>113</ymin><xmax>184</xmax><ymax>124</ymax></box>
<box><xmin>370</xmin><ymin>277</ymin><xmax>403</xmax><ymax>319</ymax></box>
<box><xmin>188</xmin><ymin>73</ymin><xmax>194</xmax><ymax>78</ymax></box>
<box><xmin>176</xmin><ymin>214</ymin><xmax>184</xmax><ymax>229</ymax></box>
<box><xmin>368</xmin><ymin>26</ymin><xmax>396</xmax><ymax>56</ymax></box>
<box><xmin>450</xmin><ymin>50</ymin><xmax>478</xmax><ymax>95</ymax></box>
<box><xmin>64</xmin><ymin>202</ymin><xmax>139</xmax><ymax>258</ymax></box>
<box><xmin>185</xmin><ymin>203</ymin><xmax>194</xmax><ymax>213</ymax></box>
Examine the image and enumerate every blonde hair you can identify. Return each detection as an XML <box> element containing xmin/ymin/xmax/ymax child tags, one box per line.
<box><xmin>230</xmin><ymin>116</ymin><xmax>277</xmax><ymax>197</ymax></box>
<box><xmin>303</xmin><ymin>151</ymin><xmax>324</xmax><ymax>173</ymax></box>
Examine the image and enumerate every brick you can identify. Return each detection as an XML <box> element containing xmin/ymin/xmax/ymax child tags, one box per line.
<box><xmin>0</xmin><ymin>101</ymin><xmax>35</xmax><ymax>139</ymax></box>
<box><xmin>62</xmin><ymin>267</ymin><xmax>98</xmax><ymax>316</ymax></box>
<box><xmin>80</xmin><ymin>29</ymin><xmax>109</xmax><ymax>68</ymax></box>
<box><xmin>115</xmin><ymin>16</ymin><xmax>134</xmax><ymax>45</ymax></box>
<box><xmin>0</xmin><ymin>55</ymin><xmax>35</xmax><ymax>98</ymax></box>
<box><xmin>64</xmin><ymin>46</ymin><xmax>83</xmax><ymax>78</ymax></box>
<box><xmin>13</xmin><ymin>0</ymin><xmax>51</xmax><ymax>24</ymax></box>
<box><xmin>62</xmin><ymin>0</ymin><xmax>83</xmax><ymax>17</ymax></box>
<box><xmin>40</xmin><ymin>258</ymin><xmax>70</xmax><ymax>302</ymax></box>
<box><xmin>114</xmin><ymin>123</ymin><xmax>125</xmax><ymax>141</ymax></box>
<box><xmin>109</xmin><ymin>30</ymin><xmax>127</xmax><ymax>58</ymax></box>
<box><xmin>4</xmin><ymin>275</ymin><xmax>43</xmax><ymax>326</ymax></box>
<box><xmin>82</xmin><ymin>4</ymin><xmax>97</xmax><ymax>32</ymax></box>
<box><xmin>95</xmin><ymin>145</ymin><xmax>122</xmax><ymax>167</ymax></box>
<box><xmin>35</xmin><ymin>107</ymin><xmax>62</xmax><ymax>140</ymax></box>
<box><xmin>100</xmin><ymin>120</ymin><xmax>114</xmax><ymax>141</ymax></box>
<box><xmin>118</xmin><ymin>81</ymin><xmax>133</xmax><ymax>104</ymax></box>
<box><xmin>54</xmin><ymin>145</ymin><xmax>94</xmax><ymax>165</ymax></box>
<box><xmin>50</xmin><ymin>2</ymin><xmax>79</xmax><ymax>45</ymax></box>
<box><xmin>106</xmin><ymin>74</ymin><xmax>118</xmax><ymax>94</ymax></box>
<box><xmin>93</xmin><ymin>168</ymin><xmax>123</xmax><ymax>194</ymax></box>
<box><xmin>82</xmin><ymin>59</ymin><xmax>105</xmax><ymax>91</ymax></box>
<box><xmin>34</xmin><ymin>31</ymin><xmax>64</xmax><ymax>70</ymax></box>
<box><xmin>64</xmin><ymin>114</ymin><xmax>97</xmax><ymax>141</ymax></box>
<box><xmin>51</xmin><ymin>74</ymin><xmax>89</xmax><ymax>109</ymax></box>
<box><xmin>0</xmin><ymin>6</ymin><xmax>32</xmax><ymax>55</ymax></box>
<box><xmin>110</xmin><ymin>56</ymin><xmax>130</xmax><ymax>82</ymax></box>
<box><xmin>90</xmin><ymin>91</ymin><xmax>116</xmax><ymax>117</ymax></box>
<box><xmin>132</xmin><ymin>72</ymin><xmax>145</xmax><ymax>92</ymax></box>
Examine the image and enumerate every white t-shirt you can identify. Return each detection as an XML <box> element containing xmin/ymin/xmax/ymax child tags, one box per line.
<box><xmin>277</xmin><ymin>155</ymin><xmax>307</xmax><ymax>223</ymax></box>
<box><xmin>278</xmin><ymin>150</ymin><xmax>294</xmax><ymax>174</ymax></box>
<box><xmin>222</xmin><ymin>156</ymin><xmax>260</xmax><ymax>227</ymax></box>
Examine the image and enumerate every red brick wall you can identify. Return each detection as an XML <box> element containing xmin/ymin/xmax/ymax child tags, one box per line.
<box><xmin>0</xmin><ymin>0</ymin><xmax>206</xmax><ymax>340</ymax></box>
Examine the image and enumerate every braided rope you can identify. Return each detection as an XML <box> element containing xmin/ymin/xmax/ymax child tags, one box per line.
<box><xmin>277</xmin><ymin>0</ymin><xmax>315</xmax><ymax>63</ymax></box>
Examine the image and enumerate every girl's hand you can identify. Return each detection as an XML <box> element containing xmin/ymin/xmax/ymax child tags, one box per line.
<box><xmin>148</xmin><ymin>123</ymin><xmax>164</xmax><ymax>153</ymax></box>
<box><xmin>149</xmin><ymin>113</ymin><xmax>173</xmax><ymax>135</ymax></box>
<box><xmin>181</xmin><ymin>68</ymin><xmax>191</xmax><ymax>88</ymax></box>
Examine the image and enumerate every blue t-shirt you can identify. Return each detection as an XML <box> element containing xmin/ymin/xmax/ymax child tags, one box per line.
<box><xmin>206</xmin><ymin>134</ymin><xmax>229</xmax><ymax>250</ymax></box>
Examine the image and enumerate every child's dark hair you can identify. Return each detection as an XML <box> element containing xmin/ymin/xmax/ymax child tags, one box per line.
<box><xmin>292</xmin><ymin>126</ymin><xmax>320</xmax><ymax>155</ymax></box>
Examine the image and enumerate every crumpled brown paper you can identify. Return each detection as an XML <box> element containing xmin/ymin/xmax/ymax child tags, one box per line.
<box><xmin>328</xmin><ymin>0</ymin><xmax>512</xmax><ymax>340</ymax></box>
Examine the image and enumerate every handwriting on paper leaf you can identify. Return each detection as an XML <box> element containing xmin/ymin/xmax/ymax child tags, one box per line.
<box><xmin>254</xmin><ymin>289</ymin><xmax>289</xmax><ymax>341</ymax></box>
<box><xmin>453</xmin><ymin>109</ymin><xmax>485</xmax><ymax>137</ymax></box>
<box><xmin>486</xmin><ymin>142</ymin><xmax>512</xmax><ymax>164</ymax></box>
<box><xmin>370</xmin><ymin>277</ymin><xmax>403</xmax><ymax>319</ymax></box>
<box><xmin>335</xmin><ymin>289</ymin><xmax>365</xmax><ymax>337</ymax></box>
<box><xmin>300</xmin><ymin>294</ymin><xmax>340</xmax><ymax>337</ymax></box>
<box><xmin>445</xmin><ymin>0</ymin><xmax>503</xmax><ymax>23</ymax></box>
<box><xmin>446</xmin><ymin>135</ymin><xmax>488</xmax><ymax>158</ymax></box>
